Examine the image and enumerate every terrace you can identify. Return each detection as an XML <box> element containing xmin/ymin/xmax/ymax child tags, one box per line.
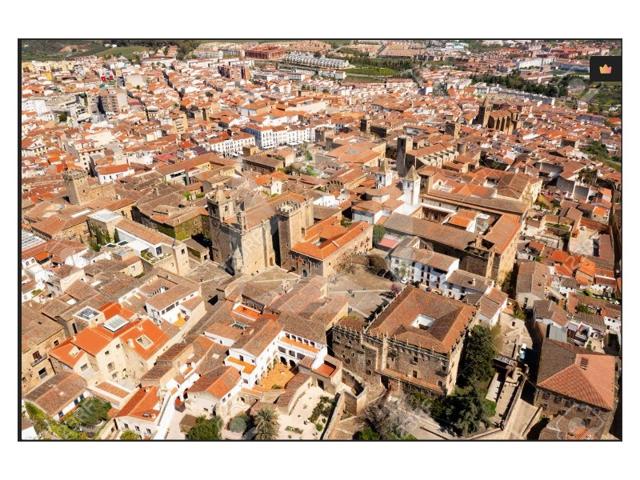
<box><xmin>254</xmin><ymin>363</ymin><xmax>295</xmax><ymax>392</ymax></box>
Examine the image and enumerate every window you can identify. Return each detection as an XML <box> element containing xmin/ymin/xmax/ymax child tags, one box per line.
<box><xmin>53</xmin><ymin>340</ymin><xmax>59</xmax><ymax>347</ymax></box>
<box><xmin>32</xmin><ymin>351</ymin><xmax>42</xmax><ymax>362</ymax></box>
<box><xmin>105</xmin><ymin>350</ymin><xmax>110</xmax><ymax>356</ymax></box>
<box><xmin>412</xmin><ymin>370</ymin><xmax>418</xmax><ymax>378</ymax></box>
<box><xmin>38</xmin><ymin>368</ymin><xmax>47</xmax><ymax>379</ymax></box>
<box><xmin>80</xmin><ymin>364</ymin><xmax>88</xmax><ymax>372</ymax></box>
<box><xmin>107</xmin><ymin>362</ymin><xmax>115</xmax><ymax>371</ymax></box>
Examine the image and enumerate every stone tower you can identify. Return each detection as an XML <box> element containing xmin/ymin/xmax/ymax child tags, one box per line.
<box><xmin>63</xmin><ymin>169</ymin><xmax>90</xmax><ymax>205</ymax></box>
<box><xmin>208</xmin><ymin>189</ymin><xmax>235</xmax><ymax>222</ymax></box>
<box><xmin>277</xmin><ymin>200</ymin><xmax>311</xmax><ymax>269</ymax></box>
<box><xmin>396</xmin><ymin>135</ymin><xmax>412</xmax><ymax>177</ymax></box>
<box><xmin>476</xmin><ymin>97</ymin><xmax>493</xmax><ymax>127</ymax></box>
<box><xmin>445</xmin><ymin>121</ymin><xmax>460</xmax><ymax>139</ymax></box>
<box><xmin>360</xmin><ymin>116</ymin><xmax>370</xmax><ymax>134</ymax></box>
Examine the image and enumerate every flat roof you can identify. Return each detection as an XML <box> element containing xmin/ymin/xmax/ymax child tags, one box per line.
<box><xmin>88</xmin><ymin>209</ymin><xmax>123</xmax><ymax>223</ymax></box>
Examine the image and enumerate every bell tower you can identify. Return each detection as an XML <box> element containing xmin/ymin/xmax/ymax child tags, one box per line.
<box><xmin>402</xmin><ymin>166</ymin><xmax>421</xmax><ymax>206</ymax></box>
<box><xmin>63</xmin><ymin>169</ymin><xmax>90</xmax><ymax>205</ymax></box>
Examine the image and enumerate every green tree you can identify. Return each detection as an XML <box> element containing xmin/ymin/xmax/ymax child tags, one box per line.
<box><xmin>228</xmin><ymin>414</ymin><xmax>249</xmax><ymax>433</ymax></box>
<box><xmin>373</xmin><ymin>225</ymin><xmax>385</xmax><ymax>244</ymax></box>
<box><xmin>120</xmin><ymin>429</ymin><xmax>141</xmax><ymax>440</ymax></box>
<box><xmin>24</xmin><ymin>402</ymin><xmax>48</xmax><ymax>433</ymax></box>
<box><xmin>69</xmin><ymin>397</ymin><xmax>111</xmax><ymax>427</ymax></box>
<box><xmin>254</xmin><ymin>408</ymin><xmax>279</xmax><ymax>440</ymax></box>
<box><xmin>457</xmin><ymin>325</ymin><xmax>496</xmax><ymax>388</ymax></box>
<box><xmin>354</xmin><ymin>426</ymin><xmax>380</xmax><ymax>440</ymax></box>
<box><xmin>432</xmin><ymin>388</ymin><xmax>495</xmax><ymax>437</ymax></box>
<box><xmin>186</xmin><ymin>416</ymin><xmax>223</xmax><ymax>440</ymax></box>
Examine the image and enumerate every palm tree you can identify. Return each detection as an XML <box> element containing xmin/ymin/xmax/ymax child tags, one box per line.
<box><xmin>254</xmin><ymin>408</ymin><xmax>279</xmax><ymax>440</ymax></box>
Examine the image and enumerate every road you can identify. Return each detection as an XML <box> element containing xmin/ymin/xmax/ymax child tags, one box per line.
<box><xmin>153</xmin><ymin>370</ymin><xmax>201</xmax><ymax>440</ymax></box>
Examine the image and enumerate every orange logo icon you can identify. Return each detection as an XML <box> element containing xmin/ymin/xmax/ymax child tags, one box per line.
<box><xmin>599</xmin><ymin>64</ymin><xmax>612</xmax><ymax>74</ymax></box>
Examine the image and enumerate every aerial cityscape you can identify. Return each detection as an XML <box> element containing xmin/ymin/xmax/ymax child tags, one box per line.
<box><xmin>19</xmin><ymin>39</ymin><xmax>622</xmax><ymax>441</ymax></box>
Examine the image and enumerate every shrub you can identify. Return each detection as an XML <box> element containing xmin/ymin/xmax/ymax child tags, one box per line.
<box><xmin>229</xmin><ymin>415</ymin><xmax>248</xmax><ymax>433</ymax></box>
<box><xmin>120</xmin><ymin>430</ymin><xmax>141</xmax><ymax>440</ymax></box>
<box><xmin>186</xmin><ymin>416</ymin><xmax>222</xmax><ymax>440</ymax></box>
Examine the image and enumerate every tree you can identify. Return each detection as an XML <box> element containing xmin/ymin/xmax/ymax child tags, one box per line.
<box><xmin>373</xmin><ymin>225</ymin><xmax>385</xmax><ymax>244</ymax></box>
<box><xmin>354</xmin><ymin>426</ymin><xmax>380</xmax><ymax>440</ymax></box>
<box><xmin>431</xmin><ymin>388</ymin><xmax>495</xmax><ymax>437</ymax></box>
<box><xmin>228</xmin><ymin>414</ymin><xmax>249</xmax><ymax>433</ymax></box>
<box><xmin>361</xmin><ymin>402</ymin><xmax>412</xmax><ymax>440</ymax></box>
<box><xmin>186</xmin><ymin>416</ymin><xmax>222</xmax><ymax>440</ymax></box>
<box><xmin>68</xmin><ymin>397</ymin><xmax>111</xmax><ymax>427</ymax></box>
<box><xmin>457</xmin><ymin>325</ymin><xmax>496</xmax><ymax>389</ymax></box>
<box><xmin>120</xmin><ymin>430</ymin><xmax>141</xmax><ymax>440</ymax></box>
<box><xmin>254</xmin><ymin>408</ymin><xmax>279</xmax><ymax>440</ymax></box>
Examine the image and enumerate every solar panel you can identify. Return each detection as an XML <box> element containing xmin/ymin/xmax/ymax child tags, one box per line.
<box><xmin>77</xmin><ymin>307</ymin><xmax>100</xmax><ymax>320</ymax></box>
<box><xmin>103</xmin><ymin>315</ymin><xmax>129</xmax><ymax>332</ymax></box>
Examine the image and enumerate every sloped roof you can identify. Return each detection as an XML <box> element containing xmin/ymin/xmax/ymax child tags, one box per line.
<box><xmin>537</xmin><ymin>340</ymin><xmax>616</xmax><ymax>410</ymax></box>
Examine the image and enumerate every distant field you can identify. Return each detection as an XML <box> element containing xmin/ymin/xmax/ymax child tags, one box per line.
<box><xmin>347</xmin><ymin>66</ymin><xmax>396</xmax><ymax>76</ymax></box>
<box><xmin>344</xmin><ymin>75</ymin><xmax>386</xmax><ymax>83</ymax></box>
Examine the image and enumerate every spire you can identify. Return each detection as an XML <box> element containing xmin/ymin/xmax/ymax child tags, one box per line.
<box><xmin>406</xmin><ymin>165</ymin><xmax>419</xmax><ymax>182</ymax></box>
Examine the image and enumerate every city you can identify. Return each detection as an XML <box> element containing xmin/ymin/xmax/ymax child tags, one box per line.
<box><xmin>20</xmin><ymin>39</ymin><xmax>622</xmax><ymax>441</ymax></box>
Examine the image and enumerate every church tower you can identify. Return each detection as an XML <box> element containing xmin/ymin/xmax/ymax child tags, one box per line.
<box><xmin>402</xmin><ymin>166</ymin><xmax>421</xmax><ymax>206</ymax></box>
<box><xmin>375</xmin><ymin>157</ymin><xmax>393</xmax><ymax>189</ymax></box>
<box><xmin>63</xmin><ymin>169</ymin><xmax>90</xmax><ymax>205</ymax></box>
<box><xmin>475</xmin><ymin>96</ymin><xmax>493</xmax><ymax>127</ymax></box>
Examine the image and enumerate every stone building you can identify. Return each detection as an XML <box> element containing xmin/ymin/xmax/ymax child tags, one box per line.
<box><xmin>331</xmin><ymin>287</ymin><xmax>475</xmax><ymax>397</ymax></box>
<box><xmin>63</xmin><ymin>169</ymin><xmax>116</xmax><ymax>206</ymax></box>
<box><xmin>287</xmin><ymin>216</ymin><xmax>373</xmax><ymax>278</ymax></box>
<box><xmin>207</xmin><ymin>190</ymin><xmax>313</xmax><ymax>275</ymax></box>
<box><xmin>22</xmin><ymin>305</ymin><xmax>67</xmax><ymax>394</ymax></box>
<box><xmin>533</xmin><ymin>339</ymin><xmax>618</xmax><ymax>439</ymax></box>
<box><xmin>474</xmin><ymin>97</ymin><xmax>522</xmax><ymax>134</ymax></box>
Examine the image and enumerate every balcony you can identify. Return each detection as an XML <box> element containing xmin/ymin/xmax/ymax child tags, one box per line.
<box><xmin>31</xmin><ymin>354</ymin><xmax>48</xmax><ymax>367</ymax></box>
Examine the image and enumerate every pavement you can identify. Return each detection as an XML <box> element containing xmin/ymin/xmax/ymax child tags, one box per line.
<box><xmin>501</xmin><ymin>398</ymin><xmax>540</xmax><ymax>440</ymax></box>
<box><xmin>277</xmin><ymin>386</ymin><xmax>331</xmax><ymax>440</ymax></box>
<box><xmin>154</xmin><ymin>370</ymin><xmax>202</xmax><ymax>440</ymax></box>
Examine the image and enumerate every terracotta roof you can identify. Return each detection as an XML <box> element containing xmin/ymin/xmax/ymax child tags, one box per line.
<box><xmin>537</xmin><ymin>340</ymin><xmax>616</xmax><ymax>410</ymax></box>
<box><xmin>116</xmin><ymin>386</ymin><xmax>161</xmax><ymax>420</ymax></box>
<box><xmin>368</xmin><ymin>286</ymin><xmax>474</xmax><ymax>353</ymax></box>
<box><xmin>189</xmin><ymin>365</ymin><xmax>240</xmax><ymax>399</ymax></box>
<box><xmin>25</xmin><ymin>371</ymin><xmax>87</xmax><ymax>417</ymax></box>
